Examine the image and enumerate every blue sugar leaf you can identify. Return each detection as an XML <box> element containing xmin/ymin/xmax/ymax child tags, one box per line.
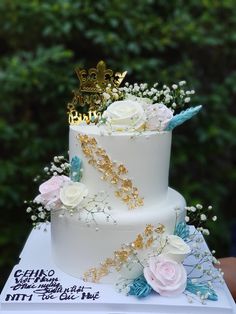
<box><xmin>70</xmin><ymin>156</ymin><xmax>82</xmax><ymax>182</ymax></box>
<box><xmin>165</xmin><ymin>105</ymin><xmax>202</xmax><ymax>131</ymax></box>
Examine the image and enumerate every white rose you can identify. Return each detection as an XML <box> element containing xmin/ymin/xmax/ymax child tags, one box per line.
<box><xmin>103</xmin><ymin>100</ymin><xmax>146</xmax><ymax>131</ymax></box>
<box><xmin>145</xmin><ymin>103</ymin><xmax>173</xmax><ymax>131</ymax></box>
<box><xmin>60</xmin><ymin>182</ymin><xmax>88</xmax><ymax>208</ymax></box>
<box><xmin>161</xmin><ymin>235</ymin><xmax>191</xmax><ymax>263</ymax></box>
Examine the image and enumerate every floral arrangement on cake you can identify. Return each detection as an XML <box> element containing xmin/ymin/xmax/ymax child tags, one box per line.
<box><xmin>98</xmin><ymin>81</ymin><xmax>202</xmax><ymax>133</ymax></box>
<box><xmin>25</xmin><ymin>154</ymin><xmax>222</xmax><ymax>303</ymax></box>
<box><xmin>25</xmin><ymin>155</ymin><xmax>116</xmax><ymax>228</ymax></box>
<box><xmin>68</xmin><ymin>60</ymin><xmax>202</xmax><ymax>132</ymax></box>
<box><xmin>82</xmin><ymin>206</ymin><xmax>222</xmax><ymax>303</ymax></box>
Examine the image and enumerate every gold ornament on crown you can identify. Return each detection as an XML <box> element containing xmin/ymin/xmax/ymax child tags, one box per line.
<box><xmin>67</xmin><ymin>60</ymin><xmax>127</xmax><ymax>125</ymax></box>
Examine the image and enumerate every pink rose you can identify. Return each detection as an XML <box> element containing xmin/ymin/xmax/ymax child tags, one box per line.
<box><xmin>143</xmin><ymin>255</ymin><xmax>187</xmax><ymax>297</ymax></box>
<box><xmin>145</xmin><ymin>103</ymin><xmax>173</xmax><ymax>131</ymax></box>
<box><xmin>34</xmin><ymin>175</ymin><xmax>69</xmax><ymax>208</ymax></box>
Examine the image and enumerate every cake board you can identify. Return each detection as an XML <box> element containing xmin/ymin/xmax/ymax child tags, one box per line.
<box><xmin>0</xmin><ymin>225</ymin><xmax>235</xmax><ymax>314</ymax></box>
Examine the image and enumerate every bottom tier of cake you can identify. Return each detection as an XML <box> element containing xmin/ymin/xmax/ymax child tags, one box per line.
<box><xmin>51</xmin><ymin>187</ymin><xmax>186</xmax><ymax>283</ymax></box>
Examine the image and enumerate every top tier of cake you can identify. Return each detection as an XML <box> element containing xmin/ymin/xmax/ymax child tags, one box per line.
<box><xmin>69</xmin><ymin>125</ymin><xmax>172</xmax><ymax>211</ymax></box>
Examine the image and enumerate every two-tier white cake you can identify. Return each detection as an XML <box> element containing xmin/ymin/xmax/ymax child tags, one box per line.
<box><xmin>46</xmin><ymin>60</ymin><xmax>203</xmax><ymax>292</ymax></box>
<box><xmin>51</xmin><ymin>125</ymin><xmax>186</xmax><ymax>282</ymax></box>
<box><xmin>22</xmin><ymin>61</ymin><xmax>227</xmax><ymax>304</ymax></box>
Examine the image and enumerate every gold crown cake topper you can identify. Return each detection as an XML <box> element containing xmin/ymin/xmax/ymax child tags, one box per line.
<box><xmin>67</xmin><ymin>60</ymin><xmax>127</xmax><ymax>125</ymax></box>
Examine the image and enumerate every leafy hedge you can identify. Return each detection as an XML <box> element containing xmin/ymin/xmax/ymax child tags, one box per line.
<box><xmin>0</xmin><ymin>0</ymin><xmax>236</xmax><ymax>290</ymax></box>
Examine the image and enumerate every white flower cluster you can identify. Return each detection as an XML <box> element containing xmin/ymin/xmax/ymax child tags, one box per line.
<box><xmin>119</xmin><ymin>81</ymin><xmax>195</xmax><ymax>111</ymax></box>
<box><xmin>101</xmin><ymin>84</ymin><xmax>123</xmax><ymax>109</ymax></box>
<box><xmin>185</xmin><ymin>204</ymin><xmax>217</xmax><ymax>236</ymax></box>
<box><xmin>25</xmin><ymin>200</ymin><xmax>50</xmax><ymax>228</ymax></box>
<box><xmin>44</xmin><ymin>156</ymin><xmax>70</xmax><ymax>177</ymax></box>
<box><xmin>26</xmin><ymin>155</ymin><xmax>71</xmax><ymax>228</ymax></box>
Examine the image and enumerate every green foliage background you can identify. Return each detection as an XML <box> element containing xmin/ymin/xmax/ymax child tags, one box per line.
<box><xmin>0</xmin><ymin>0</ymin><xmax>236</xmax><ymax>291</ymax></box>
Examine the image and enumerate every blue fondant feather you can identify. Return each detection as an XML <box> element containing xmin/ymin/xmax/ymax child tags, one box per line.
<box><xmin>70</xmin><ymin>156</ymin><xmax>82</xmax><ymax>182</ymax></box>
<box><xmin>165</xmin><ymin>105</ymin><xmax>202</xmax><ymax>131</ymax></box>
<box><xmin>186</xmin><ymin>279</ymin><xmax>218</xmax><ymax>301</ymax></box>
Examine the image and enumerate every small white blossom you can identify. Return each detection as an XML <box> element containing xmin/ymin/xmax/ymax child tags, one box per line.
<box><xmin>113</xmin><ymin>93</ymin><xmax>119</xmax><ymax>100</ymax></box>
<box><xmin>31</xmin><ymin>215</ymin><xmax>37</xmax><ymax>221</ymax></box>
<box><xmin>103</xmin><ymin>92</ymin><xmax>111</xmax><ymax>100</ymax></box>
<box><xmin>202</xmin><ymin>229</ymin><xmax>210</xmax><ymax>236</ymax></box>
<box><xmin>172</xmin><ymin>84</ymin><xmax>178</xmax><ymax>89</ymax></box>
<box><xmin>26</xmin><ymin>207</ymin><xmax>32</xmax><ymax>213</ymax></box>
<box><xmin>200</xmin><ymin>214</ymin><xmax>207</xmax><ymax>221</ymax></box>
<box><xmin>196</xmin><ymin>204</ymin><xmax>203</xmax><ymax>209</ymax></box>
<box><xmin>38</xmin><ymin>212</ymin><xmax>46</xmax><ymax>219</ymax></box>
<box><xmin>179</xmin><ymin>80</ymin><xmax>186</xmax><ymax>86</ymax></box>
<box><xmin>185</xmin><ymin>216</ymin><xmax>190</xmax><ymax>222</ymax></box>
<box><xmin>212</xmin><ymin>216</ymin><xmax>217</xmax><ymax>221</ymax></box>
<box><xmin>184</xmin><ymin>97</ymin><xmax>191</xmax><ymax>103</ymax></box>
<box><xmin>190</xmin><ymin>206</ymin><xmax>197</xmax><ymax>212</ymax></box>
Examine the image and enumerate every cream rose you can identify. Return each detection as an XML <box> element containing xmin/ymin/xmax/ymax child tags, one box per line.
<box><xmin>60</xmin><ymin>182</ymin><xmax>88</xmax><ymax>208</ymax></box>
<box><xmin>161</xmin><ymin>235</ymin><xmax>191</xmax><ymax>263</ymax></box>
<box><xmin>143</xmin><ymin>255</ymin><xmax>187</xmax><ymax>297</ymax></box>
<box><xmin>103</xmin><ymin>100</ymin><xmax>146</xmax><ymax>131</ymax></box>
<box><xmin>145</xmin><ymin>103</ymin><xmax>173</xmax><ymax>131</ymax></box>
<box><xmin>34</xmin><ymin>175</ymin><xmax>70</xmax><ymax>207</ymax></box>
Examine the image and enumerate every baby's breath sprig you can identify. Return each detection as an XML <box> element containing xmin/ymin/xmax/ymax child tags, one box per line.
<box><xmin>33</xmin><ymin>155</ymin><xmax>70</xmax><ymax>183</ymax></box>
<box><xmin>55</xmin><ymin>191</ymin><xmax>116</xmax><ymax>231</ymax></box>
<box><xmin>183</xmin><ymin>230</ymin><xmax>223</xmax><ymax>303</ymax></box>
<box><xmin>185</xmin><ymin>204</ymin><xmax>217</xmax><ymax>236</ymax></box>
<box><xmin>101</xmin><ymin>84</ymin><xmax>125</xmax><ymax>110</ymax></box>
<box><xmin>119</xmin><ymin>81</ymin><xmax>195</xmax><ymax>112</ymax></box>
<box><xmin>24</xmin><ymin>200</ymin><xmax>51</xmax><ymax>229</ymax></box>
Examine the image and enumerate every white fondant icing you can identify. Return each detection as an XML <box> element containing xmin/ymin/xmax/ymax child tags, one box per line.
<box><xmin>51</xmin><ymin>188</ymin><xmax>186</xmax><ymax>283</ymax></box>
<box><xmin>51</xmin><ymin>125</ymin><xmax>186</xmax><ymax>283</ymax></box>
<box><xmin>69</xmin><ymin>125</ymin><xmax>172</xmax><ymax>209</ymax></box>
